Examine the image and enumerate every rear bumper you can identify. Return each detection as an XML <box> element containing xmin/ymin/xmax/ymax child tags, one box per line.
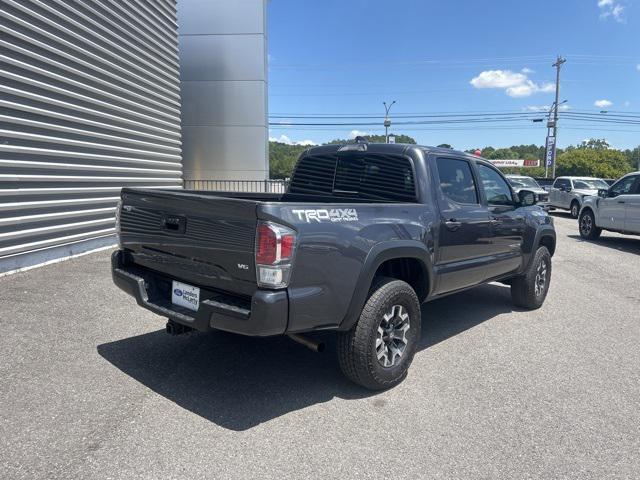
<box><xmin>111</xmin><ymin>250</ymin><xmax>288</xmax><ymax>336</ymax></box>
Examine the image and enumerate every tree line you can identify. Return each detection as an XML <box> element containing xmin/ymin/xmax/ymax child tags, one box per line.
<box><xmin>269</xmin><ymin>135</ymin><xmax>639</xmax><ymax>180</ymax></box>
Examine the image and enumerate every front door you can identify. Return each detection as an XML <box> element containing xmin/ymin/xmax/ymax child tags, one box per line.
<box><xmin>599</xmin><ymin>175</ymin><xmax>636</xmax><ymax>229</ymax></box>
<box><xmin>432</xmin><ymin>156</ymin><xmax>493</xmax><ymax>294</ymax></box>
<box><xmin>476</xmin><ymin>163</ymin><xmax>526</xmax><ymax>278</ymax></box>
<box><xmin>550</xmin><ymin>178</ymin><xmax>569</xmax><ymax>208</ymax></box>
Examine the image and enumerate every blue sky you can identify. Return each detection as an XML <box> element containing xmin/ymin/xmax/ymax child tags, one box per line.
<box><xmin>267</xmin><ymin>0</ymin><xmax>640</xmax><ymax>151</ymax></box>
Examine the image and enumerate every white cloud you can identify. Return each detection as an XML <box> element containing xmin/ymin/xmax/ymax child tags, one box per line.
<box><xmin>521</xmin><ymin>67</ymin><xmax>534</xmax><ymax>74</ymax></box>
<box><xmin>598</xmin><ymin>0</ymin><xmax>625</xmax><ymax>22</ymax></box>
<box><xmin>268</xmin><ymin>134</ymin><xmax>317</xmax><ymax>146</ymax></box>
<box><xmin>470</xmin><ymin>70</ymin><xmax>526</xmax><ymax>89</ymax></box>
<box><xmin>612</xmin><ymin>4</ymin><xmax>625</xmax><ymax>20</ymax></box>
<box><xmin>636</xmin><ymin>64</ymin><xmax>640</xmax><ymax>71</ymax></box>
<box><xmin>594</xmin><ymin>99</ymin><xmax>613</xmax><ymax>108</ymax></box>
<box><xmin>349</xmin><ymin>130</ymin><xmax>370</xmax><ymax>139</ymax></box>
<box><xmin>470</xmin><ymin>69</ymin><xmax>555</xmax><ymax>98</ymax></box>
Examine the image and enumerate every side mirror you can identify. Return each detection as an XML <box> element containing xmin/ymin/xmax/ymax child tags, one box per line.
<box><xmin>597</xmin><ymin>188</ymin><xmax>609</xmax><ymax>198</ymax></box>
<box><xmin>518</xmin><ymin>190</ymin><xmax>537</xmax><ymax>207</ymax></box>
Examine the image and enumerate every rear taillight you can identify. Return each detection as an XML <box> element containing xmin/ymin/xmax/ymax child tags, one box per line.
<box><xmin>255</xmin><ymin>221</ymin><xmax>297</xmax><ymax>289</ymax></box>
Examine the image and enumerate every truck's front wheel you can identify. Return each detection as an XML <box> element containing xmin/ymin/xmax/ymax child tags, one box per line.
<box><xmin>510</xmin><ymin>246</ymin><xmax>552</xmax><ymax>309</ymax></box>
<box><xmin>337</xmin><ymin>278</ymin><xmax>421</xmax><ymax>390</ymax></box>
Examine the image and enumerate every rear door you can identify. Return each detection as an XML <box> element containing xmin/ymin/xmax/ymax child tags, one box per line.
<box><xmin>475</xmin><ymin>162</ymin><xmax>526</xmax><ymax>278</ymax></box>
<box><xmin>432</xmin><ymin>156</ymin><xmax>493</xmax><ymax>294</ymax></box>
<box><xmin>623</xmin><ymin>175</ymin><xmax>640</xmax><ymax>233</ymax></box>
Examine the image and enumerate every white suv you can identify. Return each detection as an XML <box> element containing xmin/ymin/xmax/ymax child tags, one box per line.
<box><xmin>578</xmin><ymin>172</ymin><xmax>640</xmax><ymax>239</ymax></box>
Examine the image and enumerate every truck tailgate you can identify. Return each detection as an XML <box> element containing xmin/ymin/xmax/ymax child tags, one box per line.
<box><xmin>119</xmin><ymin>188</ymin><xmax>258</xmax><ymax>296</ymax></box>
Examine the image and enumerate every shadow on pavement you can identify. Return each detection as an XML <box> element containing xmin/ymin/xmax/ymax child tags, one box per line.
<box><xmin>568</xmin><ymin>234</ymin><xmax>640</xmax><ymax>255</ymax></box>
<box><xmin>98</xmin><ymin>283</ymin><xmax>515</xmax><ymax>430</ymax></box>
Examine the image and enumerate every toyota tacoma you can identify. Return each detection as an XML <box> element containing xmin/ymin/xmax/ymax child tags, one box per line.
<box><xmin>112</xmin><ymin>141</ymin><xmax>556</xmax><ymax>390</ymax></box>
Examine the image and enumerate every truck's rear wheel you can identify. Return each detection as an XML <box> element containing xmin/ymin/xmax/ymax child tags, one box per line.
<box><xmin>570</xmin><ymin>200</ymin><xmax>580</xmax><ymax>218</ymax></box>
<box><xmin>511</xmin><ymin>246</ymin><xmax>551</xmax><ymax>309</ymax></box>
<box><xmin>337</xmin><ymin>278</ymin><xmax>421</xmax><ymax>390</ymax></box>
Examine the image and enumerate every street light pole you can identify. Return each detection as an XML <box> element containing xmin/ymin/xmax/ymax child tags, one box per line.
<box><xmin>383</xmin><ymin>100</ymin><xmax>396</xmax><ymax>143</ymax></box>
<box><xmin>551</xmin><ymin>56</ymin><xmax>566</xmax><ymax>179</ymax></box>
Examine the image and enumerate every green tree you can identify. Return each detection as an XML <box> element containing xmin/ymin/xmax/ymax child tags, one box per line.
<box><xmin>578</xmin><ymin>138</ymin><xmax>610</xmax><ymax>150</ymax></box>
<box><xmin>556</xmin><ymin>148</ymin><xmax>632</xmax><ymax>178</ymax></box>
<box><xmin>327</xmin><ymin>133</ymin><xmax>417</xmax><ymax>145</ymax></box>
<box><xmin>269</xmin><ymin>141</ymin><xmax>309</xmax><ymax>179</ymax></box>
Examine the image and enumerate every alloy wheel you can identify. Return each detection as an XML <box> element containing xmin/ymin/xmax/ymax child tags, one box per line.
<box><xmin>534</xmin><ymin>259</ymin><xmax>548</xmax><ymax>297</ymax></box>
<box><xmin>580</xmin><ymin>214</ymin><xmax>593</xmax><ymax>236</ymax></box>
<box><xmin>376</xmin><ymin>305</ymin><xmax>410</xmax><ymax>367</ymax></box>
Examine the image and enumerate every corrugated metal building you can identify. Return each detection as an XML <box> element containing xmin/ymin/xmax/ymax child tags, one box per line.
<box><xmin>0</xmin><ymin>0</ymin><xmax>183</xmax><ymax>272</ymax></box>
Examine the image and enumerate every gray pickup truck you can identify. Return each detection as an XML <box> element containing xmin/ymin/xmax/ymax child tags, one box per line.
<box><xmin>112</xmin><ymin>142</ymin><xmax>556</xmax><ymax>389</ymax></box>
<box><xmin>548</xmin><ymin>176</ymin><xmax>609</xmax><ymax>218</ymax></box>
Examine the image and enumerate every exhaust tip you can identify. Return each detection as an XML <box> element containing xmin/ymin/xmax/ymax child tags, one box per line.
<box><xmin>287</xmin><ymin>333</ymin><xmax>325</xmax><ymax>353</ymax></box>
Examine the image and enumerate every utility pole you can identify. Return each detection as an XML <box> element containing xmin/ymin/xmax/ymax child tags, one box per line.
<box><xmin>383</xmin><ymin>100</ymin><xmax>395</xmax><ymax>143</ymax></box>
<box><xmin>550</xmin><ymin>56</ymin><xmax>566</xmax><ymax>179</ymax></box>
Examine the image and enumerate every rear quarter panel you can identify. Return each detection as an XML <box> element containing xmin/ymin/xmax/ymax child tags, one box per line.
<box><xmin>258</xmin><ymin>203</ymin><xmax>437</xmax><ymax>333</ymax></box>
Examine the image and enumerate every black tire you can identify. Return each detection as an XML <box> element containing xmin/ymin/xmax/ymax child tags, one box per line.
<box><xmin>511</xmin><ymin>246</ymin><xmax>552</xmax><ymax>310</ymax></box>
<box><xmin>570</xmin><ymin>200</ymin><xmax>580</xmax><ymax>219</ymax></box>
<box><xmin>337</xmin><ymin>278</ymin><xmax>421</xmax><ymax>390</ymax></box>
<box><xmin>579</xmin><ymin>209</ymin><xmax>602</xmax><ymax>240</ymax></box>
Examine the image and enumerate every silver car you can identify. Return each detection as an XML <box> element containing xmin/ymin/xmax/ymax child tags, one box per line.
<box><xmin>579</xmin><ymin>172</ymin><xmax>640</xmax><ymax>239</ymax></box>
<box><xmin>506</xmin><ymin>175</ymin><xmax>550</xmax><ymax>209</ymax></box>
<box><xmin>548</xmin><ymin>176</ymin><xmax>609</xmax><ymax>218</ymax></box>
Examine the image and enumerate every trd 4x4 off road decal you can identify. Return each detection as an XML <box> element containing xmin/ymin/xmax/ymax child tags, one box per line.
<box><xmin>292</xmin><ymin>208</ymin><xmax>358</xmax><ymax>223</ymax></box>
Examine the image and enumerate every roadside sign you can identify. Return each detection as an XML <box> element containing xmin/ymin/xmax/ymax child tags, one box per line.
<box><xmin>545</xmin><ymin>136</ymin><xmax>556</xmax><ymax>167</ymax></box>
<box><xmin>489</xmin><ymin>159</ymin><xmax>540</xmax><ymax>168</ymax></box>
<box><xmin>388</xmin><ymin>136</ymin><xmax>396</xmax><ymax>144</ymax></box>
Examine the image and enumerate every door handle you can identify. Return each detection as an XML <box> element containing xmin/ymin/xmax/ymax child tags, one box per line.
<box><xmin>617</xmin><ymin>200</ymin><xmax>625</xmax><ymax>204</ymax></box>
<box><xmin>490</xmin><ymin>218</ymin><xmax>503</xmax><ymax>225</ymax></box>
<box><xmin>444</xmin><ymin>219</ymin><xmax>462</xmax><ymax>231</ymax></box>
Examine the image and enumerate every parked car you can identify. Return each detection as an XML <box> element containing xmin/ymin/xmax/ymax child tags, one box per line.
<box><xmin>578</xmin><ymin>172</ymin><xmax>640</xmax><ymax>239</ymax></box>
<box><xmin>112</xmin><ymin>142</ymin><xmax>556</xmax><ymax>390</ymax></box>
<box><xmin>548</xmin><ymin>176</ymin><xmax>609</xmax><ymax>218</ymax></box>
<box><xmin>506</xmin><ymin>175</ymin><xmax>550</xmax><ymax>209</ymax></box>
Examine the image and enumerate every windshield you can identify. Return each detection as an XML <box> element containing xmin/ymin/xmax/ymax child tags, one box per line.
<box><xmin>508</xmin><ymin>177</ymin><xmax>540</xmax><ymax>189</ymax></box>
<box><xmin>573</xmin><ymin>179</ymin><xmax>608</xmax><ymax>189</ymax></box>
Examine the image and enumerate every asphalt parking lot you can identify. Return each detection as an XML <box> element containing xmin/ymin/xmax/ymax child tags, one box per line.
<box><xmin>1</xmin><ymin>213</ymin><xmax>639</xmax><ymax>480</ymax></box>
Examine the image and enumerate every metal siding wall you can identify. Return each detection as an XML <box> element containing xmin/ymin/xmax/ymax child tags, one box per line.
<box><xmin>0</xmin><ymin>0</ymin><xmax>182</xmax><ymax>267</ymax></box>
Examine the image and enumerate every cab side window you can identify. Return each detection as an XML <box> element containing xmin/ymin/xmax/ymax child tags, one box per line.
<box><xmin>436</xmin><ymin>158</ymin><xmax>478</xmax><ymax>204</ymax></box>
<box><xmin>554</xmin><ymin>178</ymin><xmax>569</xmax><ymax>190</ymax></box>
<box><xmin>610</xmin><ymin>176</ymin><xmax>637</xmax><ymax>196</ymax></box>
<box><xmin>477</xmin><ymin>164</ymin><xmax>514</xmax><ymax>206</ymax></box>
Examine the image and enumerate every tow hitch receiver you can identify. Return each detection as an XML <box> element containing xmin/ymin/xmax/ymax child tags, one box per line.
<box><xmin>166</xmin><ymin>319</ymin><xmax>194</xmax><ymax>336</ymax></box>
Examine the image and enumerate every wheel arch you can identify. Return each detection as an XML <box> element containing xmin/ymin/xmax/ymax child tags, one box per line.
<box><xmin>339</xmin><ymin>241</ymin><xmax>433</xmax><ymax>331</ymax></box>
<box><xmin>539</xmin><ymin>234</ymin><xmax>556</xmax><ymax>257</ymax></box>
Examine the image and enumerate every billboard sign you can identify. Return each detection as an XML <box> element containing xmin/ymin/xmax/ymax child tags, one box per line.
<box><xmin>489</xmin><ymin>159</ymin><xmax>540</xmax><ymax>168</ymax></box>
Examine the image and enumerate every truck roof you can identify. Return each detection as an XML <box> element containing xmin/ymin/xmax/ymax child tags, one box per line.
<box><xmin>304</xmin><ymin>142</ymin><xmax>477</xmax><ymax>160</ymax></box>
